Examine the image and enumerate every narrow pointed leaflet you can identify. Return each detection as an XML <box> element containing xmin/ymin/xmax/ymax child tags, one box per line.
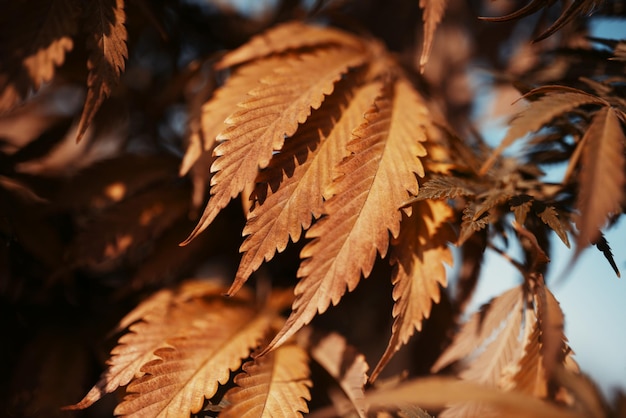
<box><xmin>221</xmin><ymin>342</ymin><xmax>312</xmax><ymax>418</ymax></box>
<box><xmin>180</xmin><ymin>57</ymin><xmax>286</xmax><ymax>176</ymax></box>
<box><xmin>183</xmin><ymin>47</ymin><xmax>367</xmax><ymax>244</ymax></box>
<box><xmin>371</xmin><ymin>200</ymin><xmax>454</xmax><ymax>381</ymax></box>
<box><xmin>264</xmin><ymin>76</ymin><xmax>430</xmax><ymax>353</ymax></box>
<box><xmin>230</xmin><ymin>80</ymin><xmax>380</xmax><ymax>295</ymax></box>
<box><xmin>76</xmin><ymin>0</ymin><xmax>127</xmax><ymax>142</ymax></box>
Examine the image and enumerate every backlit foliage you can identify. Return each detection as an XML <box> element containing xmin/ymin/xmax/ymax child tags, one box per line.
<box><xmin>2</xmin><ymin>0</ymin><xmax>626</xmax><ymax>417</ymax></box>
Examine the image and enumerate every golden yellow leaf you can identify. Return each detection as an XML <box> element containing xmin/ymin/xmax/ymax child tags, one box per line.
<box><xmin>220</xmin><ymin>342</ymin><xmax>312</xmax><ymax>418</ymax></box>
<box><xmin>76</xmin><ymin>0</ymin><xmax>128</xmax><ymax>142</ymax></box>
<box><xmin>371</xmin><ymin>200</ymin><xmax>454</xmax><ymax>381</ymax></box>
<box><xmin>264</xmin><ymin>76</ymin><xmax>429</xmax><ymax>353</ymax></box>
<box><xmin>183</xmin><ymin>47</ymin><xmax>367</xmax><ymax>244</ymax></box>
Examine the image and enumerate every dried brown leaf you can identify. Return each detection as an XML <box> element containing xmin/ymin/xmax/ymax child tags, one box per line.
<box><xmin>538</xmin><ymin>205</ymin><xmax>570</xmax><ymax>248</ymax></box>
<box><xmin>481</xmin><ymin>90</ymin><xmax>605</xmax><ymax>175</ymax></box>
<box><xmin>419</xmin><ymin>0</ymin><xmax>448</xmax><ymax>72</ymax></box>
<box><xmin>0</xmin><ymin>0</ymin><xmax>80</xmax><ymax>111</ymax></box>
<box><xmin>432</xmin><ymin>286</ymin><xmax>523</xmax><ymax>372</ymax></box>
<box><xmin>57</xmin><ymin>154</ymin><xmax>180</xmax><ymax>211</ymax></box>
<box><xmin>221</xmin><ymin>342</ymin><xmax>312</xmax><ymax>418</ymax></box>
<box><xmin>265</xmin><ymin>76</ymin><xmax>429</xmax><ymax>353</ymax></box>
<box><xmin>534</xmin><ymin>278</ymin><xmax>566</xmax><ymax>377</ymax></box>
<box><xmin>217</xmin><ymin>21</ymin><xmax>364</xmax><ymax>69</ymax></box>
<box><xmin>439</xmin><ymin>289</ymin><xmax>525</xmax><ymax>418</ymax></box>
<box><xmin>575</xmin><ymin>107</ymin><xmax>625</xmax><ymax>252</ymax></box>
<box><xmin>180</xmin><ymin>57</ymin><xmax>283</xmax><ymax>177</ymax></box>
<box><xmin>76</xmin><ymin>0</ymin><xmax>128</xmax><ymax>142</ymax></box>
<box><xmin>68</xmin><ymin>183</ymin><xmax>189</xmax><ymax>272</ymax></box>
<box><xmin>363</xmin><ymin>377</ymin><xmax>585</xmax><ymax>418</ymax></box>
<box><xmin>230</xmin><ymin>79</ymin><xmax>379</xmax><ymax>295</ymax></box>
<box><xmin>413</xmin><ymin>175</ymin><xmax>480</xmax><ymax>201</ymax></box>
<box><xmin>113</xmin><ymin>297</ymin><xmax>279</xmax><ymax>417</ymax></box>
<box><xmin>510</xmin><ymin>195</ymin><xmax>533</xmax><ymax>226</ymax></box>
<box><xmin>66</xmin><ymin>280</ymin><xmax>230</xmax><ymax>410</ymax></box>
<box><xmin>310</xmin><ymin>332</ymin><xmax>369</xmax><ymax>418</ymax></box>
<box><xmin>183</xmin><ymin>47</ymin><xmax>367</xmax><ymax>244</ymax></box>
<box><xmin>513</xmin><ymin>318</ymin><xmax>548</xmax><ymax>398</ymax></box>
<box><xmin>371</xmin><ymin>200</ymin><xmax>454</xmax><ymax>381</ymax></box>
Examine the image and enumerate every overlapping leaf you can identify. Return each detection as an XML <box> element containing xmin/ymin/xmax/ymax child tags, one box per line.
<box><xmin>371</xmin><ymin>200</ymin><xmax>454</xmax><ymax>381</ymax></box>
<box><xmin>68</xmin><ymin>279</ymin><xmax>291</xmax><ymax>417</ymax></box>
<box><xmin>65</xmin><ymin>280</ymin><xmax>229</xmax><ymax>410</ymax></box>
<box><xmin>183</xmin><ymin>46</ymin><xmax>368</xmax><ymax>243</ymax></box>
<box><xmin>221</xmin><ymin>342</ymin><xmax>312</xmax><ymax>417</ymax></box>
<box><xmin>230</xmin><ymin>79</ymin><xmax>380</xmax><ymax>295</ymax></box>
<box><xmin>481</xmin><ymin>89</ymin><xmax>605</xmax><ymax>175</ymax></box>
<box><xmin>265</xmin><ymin>76</ymin><xmax>429</xmax><ymax>352</ymax></box>
<box><xmin>76</xmin><ymin>0</ymin><xmax>128</xmax><ymax>142</ymax></box>
<box><xmin>575</xmin><ymin>106</ymin><xmax>625</xmax><ymax>251</ymax></box>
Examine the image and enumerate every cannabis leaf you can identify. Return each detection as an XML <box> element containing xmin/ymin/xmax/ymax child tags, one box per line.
<box><xmin>418</xmin><ymin>0</ymin><xmax>448</xmax><ymax>71</ymax></box>
<box><xmin>481</xmin><ymin>88</ymin><xmax>605</xmax><ymax>175</ymax></box>
<box><xmin>309</xmin><ymin>332</ymin><xmax>369</xmax><ymax>418</ymax></box>
<box><xmin>371</xmin><ymin>200</ymin><xmax>454</xmax><ymax>381</ymax></box>
<box><xmin>265</xmin><ymin>76</ymin><xmax>429</xmax><ymax>353</ymax></box>
<box><xmin>0</xmin><ymin>0</ymin><xmax>80</xmax><ymax>112</ymax></box>
<box><xmin>432</xmin><ymin>286</ymin><xmax>524</xmax><ymax>372</ymax></box>
<box><xmin>183</xmin><ymin>46</ymin><xmax>368</xmax><ymax>243</ymax></box>
<box><xmin>220</xmin><ymin>342</ymin><xmax>312</xmax><ymax>417</ymax></box>
<box><xmin>575</xmin><ymin>106</ymin><xmax>625</xmax><ymax>252</ymax></box>
<box><xmin>230</xmin><ymin>78</ymin><xmax>376</xmax><ymax>293</ymax></box>
<box><xmin>76</xmin><ymin>0</ymin><xmax>128</xmax><ymax>142</ymax></box>
<box><xmin>67</xmin><ymin>280</ymin><xmax>291</xmax><ymax>417</ymax></box>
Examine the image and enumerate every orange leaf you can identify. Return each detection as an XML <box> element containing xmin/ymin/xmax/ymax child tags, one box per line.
<box><xmin>229</xmin><ymin>79</ymin><xmax>379</xmax><ymax>295</ymax></box>
<box><xmin>113</xmin><ymin>296</ymin><xmax>279</xmax><ymax>417</ymax></box>
<box><xmin>432</xmin><ymin>286</ymin><xmax>524</xmax><ymax>372</ymax></box>
<box><xmin>371</xmin><ymin>199</ymin><xmax>454</xmax><ymax>381</ymax></box>
<box><xmin>575</xmin><ymin>106</ymin><xmax>625</xmax><ymax>251</ymax></box>
<box><xmin>76</xmin><ymin>0</ymin><xmax>128</xmax><ymax>142</ymax></box>
<box><xmin>65</xmin><ymin>280</ymin><xmax>230</xmax><ymax>410</ymax></box>
<box><xmin>217</xmin><ymin>21</ymin><xmax>364</xmax><ymax>69</ymax></box>
<box><xmin>265</xmin><ymin>76</ymin><xmax>429</xmax><ymax>353</ymax></box>
<box><xmin>183</xmin><ymin>47</ymin><xmax>367</xmax><ymax>244</ymax></box>
<box><xmin>310</xmin><ymin>332</ymin><xmax>369</xmax><ymax>418</ymax></box>
<box><xmin>221</xmin><ymin>342</ymin><xmax>312</xmax><ymax>417</ymax></box>
<box><xmin>0</xmin><ymin>0</ymin><xmax>80</xmax><ymax>111</ymax></box>
<box><xmin>419</xmin><ymin>0</ymin><xmax>447</xmax><ymax>71</ymax></box>
<box><xmin>481</xmin><ymin>90</ymin><xmax>604</xmax><ymax>175</ymax></box>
